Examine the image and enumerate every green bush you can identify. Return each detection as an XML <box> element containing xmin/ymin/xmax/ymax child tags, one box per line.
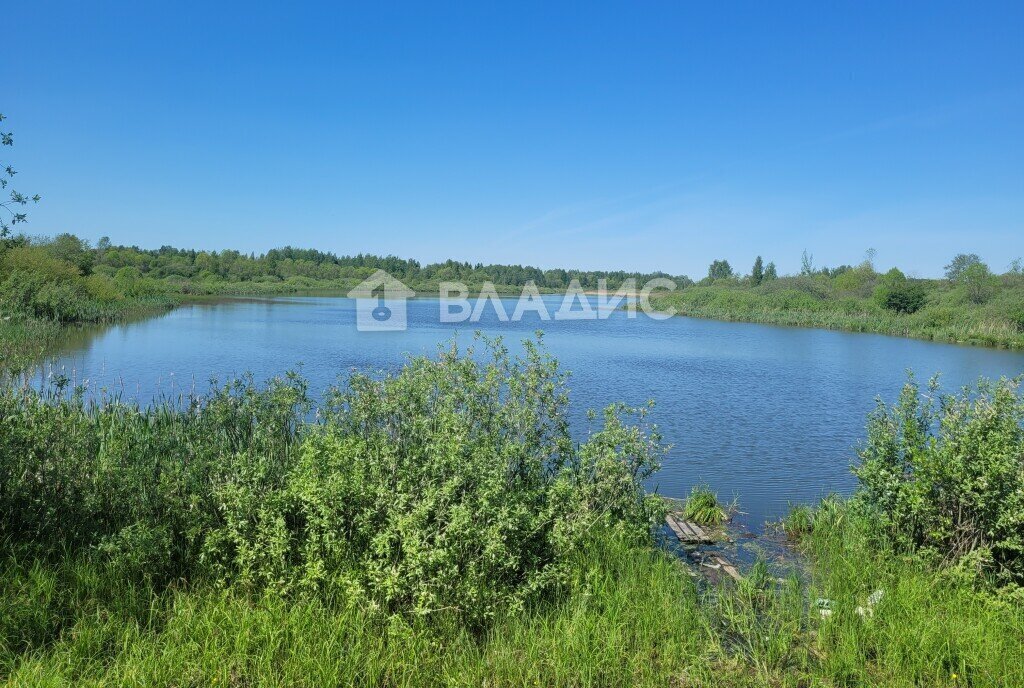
<box><xmin>83</xmin><ymin>274</ymin><xmax>122</xmax><ymax>302</ymax></box>
<box><xmin>1009</xmin><ymin>305</ymin><xmax>1024</xmax><ymax>333</ymax></box>
<box><xmin>854</xmin><ymin>375</ymin><xmax>1024</xmax><ymax>586</ymax></box>
<box><xmin>873</xmin><ymin>268</ymin><xmax>927</xmax><ymax>314</ymax></box>
<box><xmin>960</xmin><ymin>262</ymin><xmax>999</xmax><ymax>304</ymax></box>
<box><xmin>0</xmin><ymin>373</ymin><xmax>309</xmax><ymax>578</ymax></box>
<box><xmin>833</xmin><ymin>266</ymin><xmax>875</xmax><ymax>295</ymax></box>
<box><xmin>0</xmin><ymin>267</ymin><xmax>94</xmax><ymax>322</ymax></box>
<box><xmin>1</xmin><ymin>245</ymin><xmax>82</xmax><ymax>282</ymax></box>
<box><xmin>0</xmin><ymin>338</ymin><xmax>665</xmax><ymax>627</ymax></box>
<box><xmin>202</xmin><ymin>339</ymin><xmax>664</xmax><ymax>625</ymax></box>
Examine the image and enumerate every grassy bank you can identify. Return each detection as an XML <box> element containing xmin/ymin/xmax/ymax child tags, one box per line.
<box><xmin>3</xmin><ymin>505</ymin><xmax>1021</xmax><ymax>686</ymax></box>
<box><xmin>0</xmin><ymin>296</ymin><xmax>178</xmax><ymax>372</ymax></box>
<box><xmin>0</xmin><ymin>317</ymin><xmax>60</xmax><ymax>371</ymax></box>
<box><xmin>1</xmin><ymin>340</ymin><xmax>1021</xmax><ymax>686</ymax></box>
<box><xmin>649</xmin><ymin>269</ymin><xmax>1024</xmax><ymax>349</ymax></box>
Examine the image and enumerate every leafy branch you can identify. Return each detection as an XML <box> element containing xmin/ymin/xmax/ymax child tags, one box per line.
<box><xmin>0</xmin><ymin>112</ymin><xmax>41</xmax><ymax>237</ymax></box>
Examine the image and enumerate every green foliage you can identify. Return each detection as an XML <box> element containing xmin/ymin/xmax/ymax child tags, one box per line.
<box><xmin>2</xmin><ymin>350</ymin><xmax>1024</xmax><ymax>684</ymax></box>
<box><xmin>1</xmin><ymin>232</ymin><xmax>692</xmax><ymax>355</ymax></box>
<box><xmin>750</xmin><ymin>255</ymin><xmax>764</xmax><ymax>285</ymax></box>
<box><xmin>854</xmin><ymin>375</ymin><xmax>1024</xmax><ymax>586</ymax></box>
<box><xmin>0</xmin><ymin>243</ymin><xmax>174</xmax><ymax>325</ymax></box>
<box><xmin>7</xmin><ymin>507</ymin><xmax>1024</xmax><ymax>686</ymax></box>
<box><xmin>781</xmin><ymin>497</ymin><xmax>1024</xmax><ymax>687</ymax></box>
<box><xmin>650</xmin><ymin>265</ymin><xmax>1024</xmax><ymax>348</ymax></box>
<box><xmin>682</xmin><ymin>484</ymin><xmax>727</xmax><ymax>524</ymax></box>
<box><xmin>0</xmin><ymin>113</ymin><xmax>41</xmax><ymax>236</ymax></box>
<box><xmin>833</xmin><ymin>263</ymin><xmax>875</xmax><ymax>295</ymax></box>
<box><xmin>44</xmin><ymin>233</ymin><xmax>94</xmax><ymax>274</ymax></box>
<box><xmin>0</xmin><ymin>537</ymin><xmax>716</xmax><ymax>687</ymax></box>
<box><xmin>0</xmin><ymin>372</ymin><xmax>309</xmax><ymax>577</ymax></box>
<box><xmin>800</xmin><ymin>249</ymin><xmax>814</xmax><ymax>276</ymax></box>
<box><xmin>1</xmin><ymin>246</ymin><xmax>88</xmax><ymax>321</ymax></box>
<box><xmin>944</xmin><ymin>253</ymin><xmax>983</xmax><ymax>282</ymax></box>
<box><xmin>648</xmin><ymin>257</ymin><xmax>1024</xmax><ymax>349</ymax></box>
<box><xmin>0</xmin><ymin>316</ymin><xmax>58</xmax><ymax>372</ymax></box>
<box><xmin>764</xmin><ymin>260</ymin><xmax>778</xmax><ymax>280</ymax></box>
<box><xmin>74</xmin><ymin>237</ymin><xmax>689</xmax><ymax>292</ymax></box>
<box><xmin>873</xmin><ymin>268</ymin><xmax>926</xmax><ymax>314</ymax></box>
<box><xmin>206</xmin><ymin>339</ymin><xmax>663</xmax><ymax>625</ymax></box>
<box><xmin>779</xmin><ymin>503</ymin><xmax>815</xmax><ymax>539</ymax></box>
<box><xmin>0</xmin><ymin>338</ymin><xmax>665</xmax><ymax>628</ymax></box>
<box><xmin>1</xmin><ymin>244</ymin><xmax>81</xmax><ymax>282</ymax></box>
<box><xmin>961</xmin><ymin>261</ymin><xmax>998</xmax><ymax>304</ymax></box>
<box><xmin>1007</xmin><ymin>301</ymin><xmax>1024</xmax><ymax>334</ymax></box>
<box><xmin>707</xmin><ymin>259</ymin><xmax>734</xmax><ymax>280</ymax></box>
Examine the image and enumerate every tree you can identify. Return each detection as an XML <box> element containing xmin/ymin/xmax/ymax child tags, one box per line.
<box><xmin>864</xmin><ymin>247</ymin><xmax>877</xmax><ymax>272</ymax></box>
<box><xmin>0</xmin><ymin>113</ymin><xmax>41</xmax><ymax>237</ymax></box>
<box><xmin>764</xmin><ymin>261</ymin><xmax>778</xmax><ymax>280</ymax></box>
<box><xmin>944</xmin><ymin>253</ymin><xmax>982</xmax><ymax>283</ymax></box>
<box><xmin>46</xmin><ymin>233</ymin><xmax>94</xmax><ymax>274</ymax></box>
<box><xmin>961</xmin><ymin>262</ymin><xmax>997</xmax><ymax>304</ymax></box>
<box><xmin>707</xmin><ymin>259</ymin><xmax>733</xmax><ymax>280</ymax></box>
<box><xmin>874</xmin><ymin>268</ymin><xmax>926</xmax><ymax>314</ymax></box>
<box><xmin>751</xmin><ymin>256</ymin><xmax>764</xmax><ymax>285</ymax></box>
<box><xmin>800</xmin><ymin>250</ymin><xmax>815</xmax><ymax>276</ymax></box>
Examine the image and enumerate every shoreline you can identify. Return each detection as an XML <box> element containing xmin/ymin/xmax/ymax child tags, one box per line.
<box><xmin>649</xmin><ymin>294</ymin><xmax>1024</xmax><ymax>351</ymax></box>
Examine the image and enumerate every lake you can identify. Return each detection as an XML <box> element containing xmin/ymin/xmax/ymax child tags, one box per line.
<box><xmin>38</xmin><ymin>294</ymin><xmax>1024</xmax><ymax>530</ymax></box>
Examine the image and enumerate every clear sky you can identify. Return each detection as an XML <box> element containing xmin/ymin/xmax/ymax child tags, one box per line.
<box><xmin>6</xmin><ymin>2</ymin><xmax>1023</xmax><ymax>277</ymax></box>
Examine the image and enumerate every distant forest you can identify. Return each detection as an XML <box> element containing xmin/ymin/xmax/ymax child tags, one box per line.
<box><xmin>70</xmin><ymin>237</ymin><xmax>687</xmax><ymax>291</ymax></box>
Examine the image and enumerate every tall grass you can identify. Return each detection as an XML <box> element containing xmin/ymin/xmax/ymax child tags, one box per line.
<box><xmin>7</xmin><ymin>500</ymin><xmax>1019</xmax><ymax>686</ymax></box>
<box><xmin>0</xmin><ymin>317</ymin><xmax>60</xmax><ymax>373</ymax></box>
<box><xmin>682</xmin><ymin>484</ymin><xmax>729</xmax><ymax>525</ymax></box>
<box><xmin>1</xmin><ymin>537</ymin><xmax>714</xmax><ymax>687</ymax></box>
<box><xmin>792</xmin><ymin>500</ymin><xmax>1024</xmax><ymax>687</ymax></box>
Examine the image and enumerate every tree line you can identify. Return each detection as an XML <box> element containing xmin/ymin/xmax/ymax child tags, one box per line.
<box><xmin>1</xmin><ymin>232</ymin><xmax>688</xmax><ymax>291</ymax></box>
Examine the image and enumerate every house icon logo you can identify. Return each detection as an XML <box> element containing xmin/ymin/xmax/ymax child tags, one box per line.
<box><xmin>347</xmin><ymin>269</ymin><xmax>416</xmax><ymax>331</ymax></box>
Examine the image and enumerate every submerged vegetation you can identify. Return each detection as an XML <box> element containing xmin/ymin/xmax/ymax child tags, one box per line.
<box><xmin>0</xmin><ymin>339</ymin><xmax>1021</xmax><ymax>685</ymax></box>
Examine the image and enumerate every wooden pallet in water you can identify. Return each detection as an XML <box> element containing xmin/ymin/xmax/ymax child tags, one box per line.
<box><xmin>704</xmin><ymin>553</ymin><xmax>742</xmax><ymax>581</ymax></box>
<box><xmin>665</xmin><ymin>514</ymin><xmax>742</xmax><ymax>581</ymax></box>
<box><xmin>665</xmin><ymin>513</ymin><xmax>714</xmax><ymax>544</ymax></box>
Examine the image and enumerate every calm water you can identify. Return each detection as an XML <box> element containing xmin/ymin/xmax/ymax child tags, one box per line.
<box><xmin>41</xmin><ymin>295</ymin><xmax>1024</xmax><ymax>530</ymax></box>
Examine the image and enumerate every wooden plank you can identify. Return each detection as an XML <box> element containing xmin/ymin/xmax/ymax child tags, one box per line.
<box><xmin>682</xmin><ymin>519</ymin><xmax>713</xmax><ymax>543</ymax></box>
<box><xmin>676</xmin><ymin>519</ymin><xmax>697</xmax><ymax>538</ymax></box>
<box><xmin>665</xmin><ymin>515</ymin><xmax>688</xmax><ymax>541</ymax></box>
<box><xmin>666</xmin><ymin>514</ymin><xmax>720</xmax><ymax>545</ymax></box>
<box><xmin>713</xmin><ymin>555</ymin><xmax>742</xmax><ymax>581</ymax></box>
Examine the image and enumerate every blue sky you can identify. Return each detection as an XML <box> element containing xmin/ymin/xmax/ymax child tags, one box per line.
<box><xmin>7</xmin><ymin>2</ymin><xmax>1023</xmax><ymax>277</ymax></box>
